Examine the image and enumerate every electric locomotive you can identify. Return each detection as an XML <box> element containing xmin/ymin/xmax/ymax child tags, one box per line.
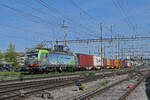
<box><xmin>25</xmin><ymin>45</ymin><xmax>78</xmax><ymax>72</ymax></box>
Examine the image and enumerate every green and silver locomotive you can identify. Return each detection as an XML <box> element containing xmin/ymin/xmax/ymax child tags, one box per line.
<box><xmin>25</xmin><ymin>46</ymin><xmax>78</xmax><ymax>72</ymax></box>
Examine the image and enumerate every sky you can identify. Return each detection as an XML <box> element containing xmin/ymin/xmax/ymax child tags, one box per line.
<box><xmin>0</xmin><ymin>0</ymin><xmax>150</xmax><ymax>57</ymax></box>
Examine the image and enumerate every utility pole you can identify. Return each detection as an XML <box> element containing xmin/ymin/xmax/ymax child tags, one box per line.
<box><xmin>61</xmin><ymin>20</ymin><xmax>67</xmax><ymax>46</ymax></box>
<box><xmin>118</xmin><ymin>33</ymin><xmax>120</xmax><ymax>59</ymax></box>
<box><xmin>100</xmin><ymin>23</ymin><xmax>103</xmax><ymax>60</ymax></box>
<box><xmin>56</xmin><ymin>38</ymin><xmax>58</xmax><ymax>45</ymax></box>
<box><xmin>89</xmin><ymin>50</ymin><xmax>91</xmax><ymax>54</ymax></box>
<box><xmin>110</xmin><ymin>24</ymin><xmax>114</xmax><ymax>41</ymax></box>
<box><xmin>104</xmin><ymin>46</ymin><xmax>106</xmax><ymax>58</ymax></box>
<box><xmin>104</xmin><ymin>46</ymin><xmax>110</xmax><ymax>58</ymax></box>
<box><xmin>110</xmin><ymin>24</ymin><xmax>114</xmax><ymax>59</ymax></box>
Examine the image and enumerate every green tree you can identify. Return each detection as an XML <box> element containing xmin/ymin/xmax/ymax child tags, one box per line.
<box><xmin>5</xmin><ymin>42</ymin><xmax>19</xmax><ymax>67</ymax></box>
<box><xmin>0</xmin><ymin>50</ymin><xmax>3</xmax><ymax>59</ymax></box>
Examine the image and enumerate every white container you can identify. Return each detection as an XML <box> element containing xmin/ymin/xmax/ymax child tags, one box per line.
<box><xmin>93</xmin><ymin>56</ymin><xmax>103</xmax><ymax>67</ymax></box>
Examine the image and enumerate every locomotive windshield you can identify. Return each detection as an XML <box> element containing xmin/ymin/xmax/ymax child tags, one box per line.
<box><xmin>25</xmin><ymin>52</ymin><xmax>38</xmax><ymax>65</ymax></box>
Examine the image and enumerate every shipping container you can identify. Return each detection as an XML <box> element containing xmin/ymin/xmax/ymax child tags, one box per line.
<box><xmin>125</xmin><ymin>61</ymin><xmax>128</xmax><ymax>67</ymax></box>
<box><xmin>103</xmin><ymin>58</ymin><xmax>112</xmax><ymax>68</ymax></box>
<box><xmin>114</xmin><ymin>59</ymin><xmax>119</xmax><ymax>68</ymax></box>
<box><xmin>110</xmin><ymin>59</ymin><xmax>114</xmax><ymax>68</ymax></box>
<box><xmin>121</xmin><ymin>61</ymin><xmax>124</xmax><ymax>67</ymax></box>
<box><xmin>103</xmin><ymin>58</ymin><xmax>107</xmax><ymax>68</ymax></box>
<box><xmin>93</xmin><ymin>56</ymin><xmax>103</xmax><ymax>69</ymax></box>
<box><xmin>76</xmin><ymin>53</ymin><xmax>93</xmax><ymax>70</ymax></box>
<box><xmin>119</xmin><ymin>60</ymin><xmax>123</xmax><ymax>68</ymax></box>
<box><xmin>127</xmin><ymin>61</ymin><xmax>131</xmax><ymax>67</ymax></box>
<box><xmin>107</xmin><ymin>59</ymin><xmax>111</xmax><ymax>66</ymax></box>
<box><xmin>123</xmin><ymin>61</ymin><xmax>131</xmax><ymax>68</ymax></box>
<box><xmin>106</xmin><ymin>59</ymin><xmax>111</xmax><ymax>68</ymax></box>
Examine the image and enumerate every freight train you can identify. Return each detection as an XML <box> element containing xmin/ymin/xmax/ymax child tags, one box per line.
<box><xmin>25</xmin><ymin>46</ymin><xmax>131</xmax><ymax>72</ymax></box>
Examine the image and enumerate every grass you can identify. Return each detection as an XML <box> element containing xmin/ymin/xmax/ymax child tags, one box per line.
<box><xmin>79</xmin><ymin>71</ymin><xmax>96</xmax><ymax>77</ymax></box>
<box><xmin>0</xmin><ymin>72</ymin><xmax>19</xmax><ymax>81</ymax></box>
<box><xmin>0</xmin><ymin>72</ymin><xmax>22</xmax><ymax>76</ymax></box>
<box><xmin>0</xmin><ymin>76</ymin><xmax>4</xmax><ymax>81</ymax></box>
<box><xmin>0</xmin><ymin>67</ymin><xmax>131</xmax><ymax>81</ymax></box>
<box><xmin>0</xmin><ymin>72</ymin><xmax>28</xmax><ymax>81</ymax></box>
<box><xmin>100</xmin><ymin>81</ymin><xmax>107</xmax><ymax>87</ymax></box>
<box><xmin>10</xmin><ymin>71</ymin><xmax>95</xmax><ymax>79</ymax></box>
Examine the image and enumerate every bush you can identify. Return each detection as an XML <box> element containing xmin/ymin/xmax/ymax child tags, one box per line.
<box><xmin>0</xmin><ymin>72</ymin><xmax>21</xmax><ymax>76</ymax></box>
<box><xmin>100</xmin><ymin>81</ymin><xmax>106</xmax><ymax>87</ymax></box>
<box><xmin>0</xmin><ymin>76</ymin><xmax>4</xmax><ymax>81</ymax></box>
<box><xmin>88</xmin><ymin>71</ymin><xmax>96</xmax><ymax>76</ymax></box>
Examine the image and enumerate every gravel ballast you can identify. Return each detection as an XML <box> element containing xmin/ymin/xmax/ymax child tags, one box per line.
<box><xmin>26</xmin><ymin>74</ymin><xmax>128</xmax><ymax>100</ymax></box>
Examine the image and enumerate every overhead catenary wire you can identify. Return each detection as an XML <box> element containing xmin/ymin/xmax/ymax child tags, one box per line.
<box><xmin>0</xmin><ymin>32</ymin><xmax>40</xmax><ymax>43</ymax></box>
<box><xmin>14</xmin><ymin>0</ymin><xmax>46</xmax><ymax>15</ymax></box>
<box><xmin>13</xmin><ymin>0</ymin><xmax>99</xmax><ymax>38</ymax></box>
<box><xmin>0</xmin><ymin>0</ymin><xmax>99</xmax><ymax>45</ymax></box>
<box><xmin>13</xmin><ymin>0</ymin><xmax>61</xmax><ymax>26</ymax></box>
<box><xmin>0</xmin><ymin>1</ymin><xmax>51</xmax><ymax>42</ymax></box>
<box><xmin>111</xmin><ymin>0</ymin><xmax>131</xmax><ymax>30</ymax></box>
<box><xmin>69</xmin><ymin>0</ymin><xmax>98</xmax><ymax>23</ymax></box>
<box><xmin>0</xmin><ymin>23</ymin><xmax>51</xmax><ymax>38</ymax></box>
<box><xmin>67</xmin><ymin>29</ymin><xmax>98</xmax><ymax>38</ymax></box>
<box><xmin>0</xmin><ymin>1</ymin><xmax>57</xmax><ymax>28</ymax></box>
<box><xmin>34</xmin><ymin>0</ymin><xmax>98</xmax><ymax>34</ymax></box>
<box><xmin>115</xmin><ymin>0</ymin><xmax>137</xmax><ymax>33</ymax></box>
<box><xmin>0</xmin><ymin>1</ymin><xmax>59</xmax><ymax>40</ymax></box>
<box><xmin>0</xmin><ymin>2</ymin><xmax>43</xmax><ymax>25</ymax></box>
<box><xmin>111</xmin><ymin>0</ymin><xmax>136</xmax><ymax>33</ymax></box>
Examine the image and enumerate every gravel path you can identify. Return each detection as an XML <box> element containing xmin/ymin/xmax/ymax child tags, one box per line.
<box><xmin>26</xmin><ymin>74</ymin><xmax>128</xmax><ymax>100</ymax></box>
<box><xmin>90</xmin><ymin>74</ymin><xmax>142</xmax><ymax>100</ymax></box>
<box><xmin>127</xmin><ymin>82</ymin><xmax>148</xmax><ymax>100</ymax></box>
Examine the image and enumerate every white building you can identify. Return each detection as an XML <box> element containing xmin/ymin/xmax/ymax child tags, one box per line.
<box><xmin>17</xmin><ymin>52</ymin><xmax>25</xmax><ymax>66</ymax></box>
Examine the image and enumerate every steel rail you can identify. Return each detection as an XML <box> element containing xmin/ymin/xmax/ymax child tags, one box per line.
<box><xmin>0</xmin><ymin>68</ymin><xmax>148</xmax><ymax>100</ymax></box>
<box><xmin>72</xmin><ymin>71</ymin><xmax>148</xmax><ymax>100</ymax></box>
<box><xmin>0</xmin><ymin>73</ymin><xmax>79</xmax><ymax>84</ymax></box>
<box><xmin>0</xmin><ymin>69</ymin><xmax>136</xmax><ymax>100</ymax></box>
<box><xmin>0</xmin><ymin>77</ymin><xmax>78</xmax><ymax>95</ymax></box>
<box><xmin>118</xmin><ymin>72</ymin><xmax>150</xmax><ymax>100</ymax></box>
<box><xmin>73</xmin><ymin>78</ymin><xmax>128</xmax><ymax>100</ymax></box>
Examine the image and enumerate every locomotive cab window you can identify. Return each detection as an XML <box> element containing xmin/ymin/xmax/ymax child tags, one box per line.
<box><xmin>42</xmin><ymin>53</ymin><xmax>48</xmax><ymax>58</ymax></box>
<box><xmin>45</xmin><ymin>53</ymin><xmax>48</xmax><ymax>58</ymax></box>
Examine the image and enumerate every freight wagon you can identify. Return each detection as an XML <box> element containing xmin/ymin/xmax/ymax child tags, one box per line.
<box><xmin>103</xmin><ymin>58</ymin><xmax>113</xmax><ymax>69</ymax></box>
<box><xmin>93</xmin><ymin>56</ymin><xmax>103</xmax><ymax>69</ymax></box>
<box><xmin>119</xmin><ymin>60</ymin><xmax>123</xmax><ymax>68</ymax></box>
<box><xmin>76</xmin><ymin>54</ymin><xmax>103</xmax><ymax>70</ymax></box>
<box><xmin>125</xmin><ymin>61</ymin><xmax>131</xmax><ymax>67</ymax></box>
<box><xmin>76</xmin><ymin>53</ymin><xmax>93</xmax><ymax>70</ymax></box>
<box><xmin>110</xmin><ymin>59</ymin><xmax>114</xmax><ymax>68</ymax></box>
<box><xmin>114</xmin><ymin>59</ymin><xmax>119</xmax><ymax>68</ymax></box>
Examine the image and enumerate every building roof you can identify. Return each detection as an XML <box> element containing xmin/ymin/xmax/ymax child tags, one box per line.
<box><xmin>18</xmin><ymin>52</ymin><xmax>25</xmax><ymax>56</ymax></box>
<box><xmin>0</xmin><ymin>61</ymin><xmax>13</xmax><ymax>65</ymax></box>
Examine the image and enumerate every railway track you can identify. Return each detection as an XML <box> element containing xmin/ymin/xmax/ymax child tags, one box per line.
<box><xmin>0</xmin><ymin>69</ymin><xmax>136</xmax><ymax>100</ymax></box>
<box><xmin>0</xmin><ymin>73</ymin><xmax>80</xmax><ymax>84</ymax></box>
<box><xmin>0</xmin><ymin>76</ymin><xmax>80</xmax><ymax>100</ymax></box>
<box><xmin>0</xmin><ymin>67</ymin><xmax>145</xmax><ymax>84</ymax></box>
<box><xmin>72</xmin><ymin>71</ymin><xmax>149</xmax><ymax>100</ymax></box>
<box><xmin>0</xmin><ymin>68</ymin><xmax>137</xmax><ymax>88</ymax></box>
<box><xmin>0</xmin><ymin>68</ymin><xmax>148</xmax><ymax>100</ymax></box>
